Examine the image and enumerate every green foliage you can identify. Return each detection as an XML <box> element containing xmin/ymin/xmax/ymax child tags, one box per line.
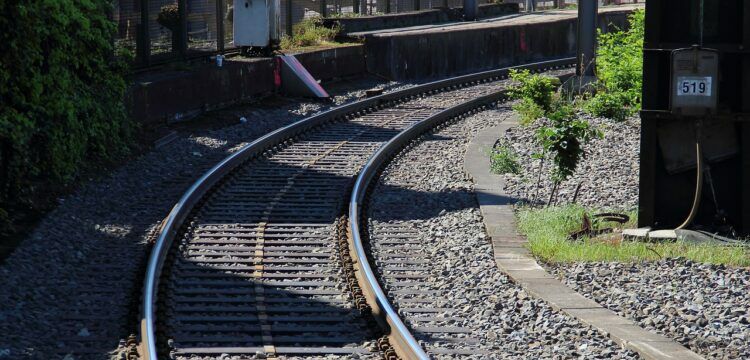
<box><xmin>586</xmin><ymin>9</ymin><xmax>644</xmax><ymax>120</ymax></box>
<box><xmin>0</xmin><ymin>1</ymin><xmax>130</xmax><ymax>215</ymax></box>
<box><xmin>508</xmin><ymin>69</ymin><xmax>556</xmax><ymax>113</ymax></box>
<box><xmin>535</xmin><ymin>101</ymin><xmax>602</xmax><ymax>182</ymax></box>
<box><xmin>281</xmin><ymin>17</ymin><xmax>339</xmax><ymax>49</ymax></box>
<box><xmin>490</xmin><ymin>144</ymin><xmax>521</xmax><ymax>175</ymax></box>
<box><xmin>157</xmin><ymin>4</ymin><xmax>180</xmax><ymax>31</ymax></box>
<box><xmin>584</xmin><ymin>91</ymin><xmax>631</xmax><ymax>121</ymax></box>
<box><xmin>512</xmin><ymin>98</ymin><xmax>545</xmax><ymax>126</ymax></box>
<box><xmin>517</xmin><ymin>205</ymin><xmax>750</xmax><ymax>266</ymax></box>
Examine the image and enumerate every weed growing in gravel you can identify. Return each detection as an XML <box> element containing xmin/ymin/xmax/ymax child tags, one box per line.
<box><xmin>517</xmin><ymin>205</ymin><xmax>750</xmax><ymax>267</ymax></box>
<box><xmin>508</xmin><ymin>69</ymin><xmax>558</xmax><ymax>124</ymax></box>
<box><xmin>534</xmin><ymin>101</ymin><xmax>603</xmax><ymax>183</ymax></box>
<box><xmin>490</xmin><ymin>145</ymin><xmax>522</xmax><ymax>175</ymax></box>
<box><xmin>513</xmin><ymin>99</ymin><xmax>546</xmax><ymax>126</ymax></box>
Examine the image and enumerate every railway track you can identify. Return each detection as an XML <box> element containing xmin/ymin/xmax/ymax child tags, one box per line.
<box><xmin>140</xmin><ymin>58</ymin><xmax>575</xmax><ymax>360</ymax></box>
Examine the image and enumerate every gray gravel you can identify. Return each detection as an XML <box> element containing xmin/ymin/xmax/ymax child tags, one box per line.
<box><xmin>550</xmin><ymin>259</ymin><xmax>750</xmax><ymax>359</ymax></box>
<box><xmin>500</xmin><ymin>112</ymin><xmax>640</xmax><ymax>209</ymax></box>
<box><xmin>496</xmin><ymin>105</ymin><xmax>750</xmax><ymax>359</ymax></box>
<box><xmin>0</xmin><ymin>76</ymin><xmax>408</xmax><ymax>360</ymax></box>
<box><xmin>367</xmin><ymin>106</ymin><xmax>639</xmax><ymax>359</ymax></box>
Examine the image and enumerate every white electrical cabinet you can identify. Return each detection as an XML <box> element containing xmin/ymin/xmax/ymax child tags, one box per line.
<box><xmin>233</xmin><ymin>0</ymin><xmax>279</xmax><ymax>47</ymax></box>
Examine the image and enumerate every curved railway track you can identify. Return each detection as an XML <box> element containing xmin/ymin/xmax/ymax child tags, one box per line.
<box><xmin>140</xmin><ymin>58</ymin><xmax>575</xmax><ymax>360</ymax></box>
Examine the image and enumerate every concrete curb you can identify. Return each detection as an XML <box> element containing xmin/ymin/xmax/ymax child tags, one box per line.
<box><xmin>463</xmin><ymin>120</ymin><xmax>704</xmax><ymax>360</ymax></box>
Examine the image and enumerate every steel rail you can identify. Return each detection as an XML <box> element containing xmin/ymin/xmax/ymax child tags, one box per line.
<box><xmin>348</xmin><ymin>62</ymin><xmax>575</xmax><ymax>359</ymax></box>
<box><xmin>140</xmin><ymin>57</ymin><xmax>575</xmax><ymax>360</ymax></box>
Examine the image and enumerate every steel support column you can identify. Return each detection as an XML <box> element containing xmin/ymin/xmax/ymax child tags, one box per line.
<box><xmin>464</xmin><ymin>0</ymin><xmax>477</xmax><ymax>20</ymax></box>
<box><xmin>216</xmin><ymin>0</ymin><xmax>225</xmax><ymax>52</ymax></box>
<box><xmin>525</xmin><ymin>0</ymin><xmax>536</xmax><ymax>12</ymax></box>
<box><xmin>137</xmin><ymin>0</ymin><xmax>150</xmax><ymax>66</ymax></box>
<box><xmin>178</xmin><ymin>0</ymin><xmax>188</xmax><ymax>56</ymax></box>
<box><xmin>576</xmin><ymin>0</ymin><xmax>598</xmax><ymax>76</ymax></box>
<box><xmin>286</xmin><ymin>0</ymin><xmax>293</xmax><ymax>35</ymax></box>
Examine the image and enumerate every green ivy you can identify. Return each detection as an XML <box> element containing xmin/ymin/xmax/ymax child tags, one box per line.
<box><xmin>0</xmin><ymin>1</ymin><xmax>130</xmax><ymax>217</ymax></box>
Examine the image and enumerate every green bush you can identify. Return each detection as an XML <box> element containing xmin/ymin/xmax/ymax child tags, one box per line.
<box><xmin>0</xmin><ymin>1</ymin><xmax>130</xmax><ymax>218</ymax></box>
<box><xmin>535</xmin><ymin>102</ymin><xmax>602</xmax><ymax>182</ymax></box>
<box><xmin>512</xmin><ymin>98</ymin><xmax>546</xmax><ymax>126</ymax></box>
<box><xmin>584</xmin><ymin>91</ymin><xmax>631</xmax><ymax>121</ymax></box>
<box><xmin>586</xmin><ymin>9</ymin><xmax>644</xmax><ymax>120</ymax></box>
<box><xmin>281</xmin><ymin>17</ymin><xmax>339</xmax><ymax>49</ymax></box>
<box><xmin>508</xmin><ymin>69</ymin><xmax>556</xmax><ymax>113</ymax></box>
<box><xmin>490</xmin><ymin>144</ymin><xmax>522</xmax><ymax>175</ymax></box>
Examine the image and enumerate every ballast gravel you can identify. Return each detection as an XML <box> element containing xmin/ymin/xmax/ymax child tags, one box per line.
<box><xmin>0</xmin><ymin>77</ymin><xmax>408</xmax><ymax>359</ymax></box>
<box><xmin>496</xmin><ymin>107</ymin><xmax>750</xmax><ymax>358</ymax></box>
<box><xmin>367</xmin><ymin>106</ymin><xmax>638</xmax><ymax>359</ymax></box>
<box><xmin>500</xmin><ymin>113</ymin><xmax>640</xmax><ymax>209</ymax></box>
<box><xmin>551</xmin><ymin>260</ymin><xmax>750</xmax><ymax>359</ymax></box>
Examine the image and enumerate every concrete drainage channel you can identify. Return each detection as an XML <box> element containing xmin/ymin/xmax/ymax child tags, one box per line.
<box><xmin>463</xmin><ymin>124</ymin><xmax>704</xmax><ymax>359</ymax></box>
<box><xmin>138</xmin><ymin>58</ymin><xmax>575</xmax><ymax>359</ymax></box>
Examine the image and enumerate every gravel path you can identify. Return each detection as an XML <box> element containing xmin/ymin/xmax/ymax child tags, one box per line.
<box><xmin>550</xmin><ymin>260</ymin><xmax>750</xmax><ymax>359</ymax></box>
<box><xmin>367</xmin><ymin>106</ymin><xmax>639</xmax><ymax>359</ymax></box>
<box><xmin>500</xmin><ymin>113</ymin><xmax>640</xmax><ymax>209</ymax></box>
<box><xmin>0</xmin><ymin>77</ymin><xmax>407</xmax><ymax>359</ymax></box>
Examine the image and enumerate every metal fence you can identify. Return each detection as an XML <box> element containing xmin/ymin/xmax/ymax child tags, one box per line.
<box><xmin>113</xmin><ymin>0</ymin><xmax>643</xmax><ymax>67</ymax></box>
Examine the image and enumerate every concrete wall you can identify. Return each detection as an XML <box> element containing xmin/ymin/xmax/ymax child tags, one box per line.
<box><xmin>365</xmin><ymin>10</ymin><xmax>632</xmax><ymax>80</ymax></box>
<box><xmin>325</xmin><ymin>3</ymin><xmax>519</xmax><ymax>36</ymax></box>
<box><xmin>129</xmin><ymin>45</ymin><xmax>366</xmax><ymax>124</ymax></box>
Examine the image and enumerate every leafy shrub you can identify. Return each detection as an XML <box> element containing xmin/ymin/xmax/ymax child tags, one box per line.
<box><xmin>491</xmin><ymin>145</ymin><xmax>522</xmax><ymax>175</ymax></box>
<box><xmin>587</xmin><ymin>9</ymin><xmax>644</xmax><ymax>120</ymax></box>
<box><xmin>157</xmin><ymin>4</ymin><xmax>181</xmax><ymax>31</ymax></box>
<box><xmin>508</xmin><ymin>69</ymin><xmax>556</xmax><ymax>112</ymax></box>
<box><xmin>512</xmin><ymin>98</ymin><xmax>546</xmax><ymax>126</ymax></box>
<box><xmin>535</xmin><ymin>102</ymin><xmax>602</xmax><ymax>182</ymax></box>
<box><xmin>584</xmin><ymin>92</ymin><xmax>631</xmax><ymax>121</ymax></box>
<box><xmin>280</xmin><ymin>17</ymin><xmax>339</xmax><ymax>49</ymax></box>
<box><xmin>0</xmin><ymin>1</ymin><xmax>130</xmax><ymax>221</ymax></box>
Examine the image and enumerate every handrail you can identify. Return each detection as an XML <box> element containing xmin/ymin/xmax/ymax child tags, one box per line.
<box><xmin>139</xmin><ymin>57</ymin><xmax>576</xmax><ymax>359</ymax></box>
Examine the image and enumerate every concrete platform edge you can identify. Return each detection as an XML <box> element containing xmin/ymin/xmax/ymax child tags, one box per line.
<box><xmin>463</xmin><ymin>121</ymin><xmax>704</xmax><ymax>360</ymax></box>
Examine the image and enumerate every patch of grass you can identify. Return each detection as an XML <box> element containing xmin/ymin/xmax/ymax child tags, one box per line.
<box><xmin>281</xmin><ymin>17</ymin><xmax>340</xmax><ymax>50</ymax></box>
<box><xmin>490</xmin><ymin>145</ymin><xmax>521</xmax><ymax>175</ymax></box>
<box><xmin>517</xmin><ymin>205</ymin><xmax>750</xmax><ymax>267</ymax></box>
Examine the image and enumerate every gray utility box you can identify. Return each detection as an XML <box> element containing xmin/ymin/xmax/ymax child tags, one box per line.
<box><xmin>670</xmin><ymin>47</ymin><xmax>719</xmax><ymax>116</ymax></box>
<box><xmin>234</xmin><ymin>0</ymin><xmax>280</xmax><ymax>47</ymax></box>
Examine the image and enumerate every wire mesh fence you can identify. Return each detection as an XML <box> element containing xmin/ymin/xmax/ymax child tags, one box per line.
<box><xmin>113</xmin><ymin>0</ymin><xmax>644</xmax><ymax>67</ymax></box>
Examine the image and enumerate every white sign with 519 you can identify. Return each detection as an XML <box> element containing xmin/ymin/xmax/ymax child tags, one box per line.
<box><xmin>676</xmin><ymin>76</ymin><xmax>712</xmax><ymax>96</ymax></box>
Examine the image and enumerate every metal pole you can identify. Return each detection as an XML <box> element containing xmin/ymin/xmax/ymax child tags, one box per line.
<box><xmin>526</xmin><ymin>0</ymin><xmax>536</xmax><ymax>12</ymax></box>
<box><xmin>414</xmin><ymin>0</ymin><xmax>420</xmax><ymax>11</ymax></box>
<box><xmin>178</xmin><ymin>0</ymin><xmax>188</xmax><ymax>56</ymax></box>
<box><xmin>463</xmin><ymin>0</ymin><xmax>477</xmax><ymax>20</ymax></box>
<box><xmin>286</xmin><ymin>0</ymin><xmax>293</xmax><ymax>36</ymax></box>
<box><xmin>354</xmin><ymin>0</ymin><xmax>359</xmax><ymax>14</ymax></box>
<box><xmin>577</xmin><ymin>0</ymin><xmax>598</xmax><ymax>77</ymax></box>
<box><xmin>320</xmin><ymin>0</ymin><xmax>327</xmax><ymax>17</ymax></box>
<box><xmin>216</xmin><ymin>0</ymin><xmax>225</xmax><ymax>52</ymax></box>
<box><xmin>137</xmin><ymin>0</ymin><xmax>150</xmax><ymax>66</ymax></box>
